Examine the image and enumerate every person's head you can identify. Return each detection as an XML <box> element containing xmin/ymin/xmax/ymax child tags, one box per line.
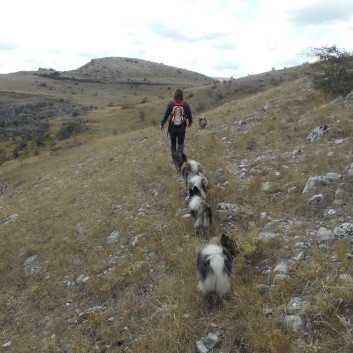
<box><xmin>173</xmin><ymin>89</ymin><xmax>183</xmax><ymax>100</ymax></box>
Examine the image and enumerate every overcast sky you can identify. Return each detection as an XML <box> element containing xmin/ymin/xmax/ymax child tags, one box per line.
<box><xmin>1</xmin><ymin>0</ymin><xmax>353</xmax><ymax>78</ymax></box>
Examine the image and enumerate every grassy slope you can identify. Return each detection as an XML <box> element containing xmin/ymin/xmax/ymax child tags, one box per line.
<box><xmin>1</xmin><ymin>63</ymin><xmax>353</xmax><ymax>352</ymax></box>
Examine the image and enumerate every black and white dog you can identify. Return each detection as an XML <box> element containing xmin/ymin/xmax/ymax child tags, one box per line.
<box><xmin>181</xmin><ymin>160</ymin><xmax>203</xmax><ymax>187</ymax></box>
<box><xmin>188</xmin><ymin>173</ymin><xmax>209</xmax><ymax>200</ymax></box>
<box><xmin>172</xmin><ymin>150</ymin><xmax>187</xmax><ymax>171</ymax></box>
<box><xmin>197</xmin><ymin>234</ymin><xmax>238</xmax><ymax>299</ymax></box>
<box><xmin>198</xmin><ymin>116</ymin><xmax>207</xmax><ymax>130</ymax></box>
<box><xmin>188</xmin><ymin>195</ymin><xmax>212</xmax><ymax>236</ymax></box>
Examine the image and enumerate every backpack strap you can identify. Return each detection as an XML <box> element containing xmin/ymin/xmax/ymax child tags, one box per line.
<box><xmin>171</xmin><ymin>99</ymin><xmax>186</xmax><ymax>106</ymax></box>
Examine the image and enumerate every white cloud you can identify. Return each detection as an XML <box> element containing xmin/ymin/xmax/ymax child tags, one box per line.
<box><xmin>0</xmin><ymin>0</ymin><xmax>353</xmax><ymax>77</ymax></box>
<box><xmin>285</xmin><ymin>0</ymin><xmax>353</xmax><ymax>26</ymax></box>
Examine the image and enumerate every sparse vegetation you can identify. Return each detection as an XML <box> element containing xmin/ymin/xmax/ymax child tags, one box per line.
<box><xmin>56</xmin><ymin>118</ymin><xmax>88</xmax><ymax>140</ymax></box>
<box><xmin>305</xmin><ymin>45</ymin><xmax>353</xmax><ymax>96</ymax></box>
<box><xmin>36</xmin><ymin>70</ymin><xmax>60</xmax><ymax>79</ymax></box>
<box><xmin>1</xmin><ymin>58</ymin><xmax>353</xmax><ymax>353</ymax></box>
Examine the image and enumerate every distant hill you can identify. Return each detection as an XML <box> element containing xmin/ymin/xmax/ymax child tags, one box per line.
<box><xmin>46</xmin><ymin>57</ymin><xmax>215</xmax><ymax>86</ymax></box>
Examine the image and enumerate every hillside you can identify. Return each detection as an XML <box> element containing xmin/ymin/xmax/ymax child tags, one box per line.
<box><xmin>59</xmin><ymin>57</ymin><xmax>213</xmax><ymax>85</ymax></box>
<box><xmin>0</xmin><ymin>57</ymin><xmax>215</xmax><ymax>163</ymax></box>
<box><xmin>0</xmin><ymin>58</ymin><xmax>298</xmax><ymax>165</ymax></box>
<box><xmin>2</xmin><ymin>60</ymin><xmax>353</xmax><ymax>352</ymax></box>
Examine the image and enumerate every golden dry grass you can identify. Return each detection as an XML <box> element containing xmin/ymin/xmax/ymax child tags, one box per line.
<box><xmin>1</xmin><ymin>63</ymin><xmax>353</xmax><ymax>352</ymax></box>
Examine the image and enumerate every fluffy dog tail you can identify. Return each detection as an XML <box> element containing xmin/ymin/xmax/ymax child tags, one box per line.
<box><xmin>188</xmin><ymin>195</ymin><xmax>212</xmax><ymax>234</ymax></box>
<box><xmin>181</xmin><ymin>160</ymin><xmax>203</xmax><ymax>185</ymax></box>
<box><xmin>188</xmin><ymin>174</ymin><xmax>209</xmax><ymax>199</ymax></box>
<box><xmin>197</xmin><ymin>244</ymin><xmax>231</xmax><ymax>297</ymax></box>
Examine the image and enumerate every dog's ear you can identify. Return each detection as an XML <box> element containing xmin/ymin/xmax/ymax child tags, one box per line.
<box><xmin>220</xmin><ymin>234</ymin><xmax>228</xmax><ymax>245</ymax></box>
<box><xmin>221</xmin><ymin>234</ymin><xmax>239</xmax><ymax>257</ymax></box>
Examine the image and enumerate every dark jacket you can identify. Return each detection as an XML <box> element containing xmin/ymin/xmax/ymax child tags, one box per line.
<box><xmin>160</xmin><ymin>100</ymin><xmax>193</xmax><ymax>127</ymax></box>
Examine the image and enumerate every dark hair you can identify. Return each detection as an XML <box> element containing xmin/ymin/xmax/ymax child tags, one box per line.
<box><xmin>173</xmin><ymin>89</ymin><xmax>183</xmax><ymax>100</ymax></box>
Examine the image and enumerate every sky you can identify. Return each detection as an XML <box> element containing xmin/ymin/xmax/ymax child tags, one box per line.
<box><xmin>1</xmin><ymin>0</ymin><xmax>353</xmax><ymax>78</ymax></box>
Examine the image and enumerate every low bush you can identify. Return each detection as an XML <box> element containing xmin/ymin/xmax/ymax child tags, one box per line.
<box><xmin>305</xmin><ymin>45</ymin><xmax>353</xmax><ymax>96</ymax></box>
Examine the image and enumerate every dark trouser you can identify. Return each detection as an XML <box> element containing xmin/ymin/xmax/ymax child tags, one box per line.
<box><xmin>168</xmin><ymin>124</ymin><xmax>186</xmax><ymax>151</ymax></box>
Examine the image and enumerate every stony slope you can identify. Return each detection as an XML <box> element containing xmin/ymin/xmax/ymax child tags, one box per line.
<box><xmin>1</xmin><ymin>71</ymin><xmax>353</xmax><ymax>352</ymax></box>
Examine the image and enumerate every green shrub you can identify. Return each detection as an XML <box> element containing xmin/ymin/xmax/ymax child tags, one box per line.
<box><xmin>56</xmin><ymin>119</ymin><xmax>87</xmax><ymax>140</ymax></box>
<box><xmin>304</xmin><ymin>45</ymin><xmax>353</xmax><ymax>96</ymax></box>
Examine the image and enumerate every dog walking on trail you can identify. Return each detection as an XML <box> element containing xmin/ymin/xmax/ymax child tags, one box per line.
<box><xmin>160</xmin><ymin>89</ymin><xmax>193</xmax><ymax>162</ymax></box>
<box><xmin>197</xmin><ymin>234</ymin><xmax>239</xmax><ymax>304</ymax></box>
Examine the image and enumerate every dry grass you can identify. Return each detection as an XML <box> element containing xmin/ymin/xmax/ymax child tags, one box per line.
<box><xmin>2</xmin><ymin>63</ymin><xmax>353</xmax><ymax>352</ymax></box>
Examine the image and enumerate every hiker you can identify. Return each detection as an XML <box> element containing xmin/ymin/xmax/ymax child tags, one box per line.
<box><xmin>160</xmin><ymin>89</ymin><xmax>193</xmax><ymax>152</ymax></box>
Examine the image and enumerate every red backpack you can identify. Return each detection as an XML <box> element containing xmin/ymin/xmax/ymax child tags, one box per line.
<box><xmin>170</xmin><ymin>99</ymin><xmax>186</xmax><ymax>126</ymax></box>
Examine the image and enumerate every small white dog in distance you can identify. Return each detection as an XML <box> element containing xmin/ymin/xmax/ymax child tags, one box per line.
<box><xmin>196</xmin><ymin>234</ymin><xmax>238</xmax><ymax>301</ymax></box>
<box><xmin>198</xmin><ymin>116</ymin><xmax>207</xmax><ymax>130</ymax></box>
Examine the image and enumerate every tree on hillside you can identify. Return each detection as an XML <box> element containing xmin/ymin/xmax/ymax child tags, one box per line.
<box><xmin>304</xmin><ymin>45</ymin><xmax>353</xmax><ymax>96</ymax></box>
